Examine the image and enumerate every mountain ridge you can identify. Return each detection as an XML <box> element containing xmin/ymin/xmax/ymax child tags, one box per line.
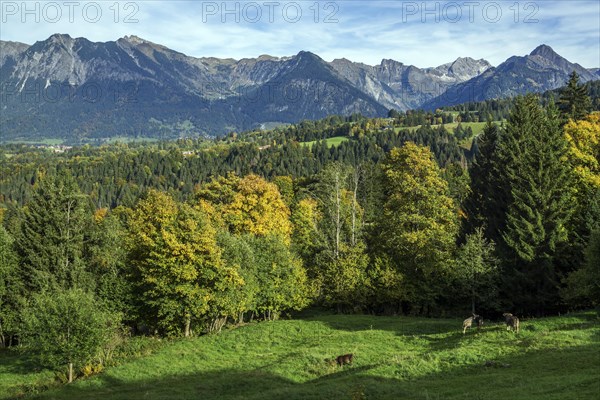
<box><xmin>1</xmin><ymin>35</ymin><xmax>598</xmax><ymax>141</ymax></box>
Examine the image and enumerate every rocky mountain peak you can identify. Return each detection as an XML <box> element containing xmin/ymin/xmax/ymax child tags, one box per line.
<box><xmin>424</xmin><ymin>44</ymin><xmax>596</xmax><ymax>110</ymax></box>
<box><xmin>0</xmin><ymin>40</ymin><xmax>30</xmax><ymax>67</ymax></box>
<box><xmin>530</xmin><ymin>44</ymin><xmax>561</xmax><ymax>60</ymax></box>
<box><xmin>121</xmin><ymin>35</ymin><xmax>146</xmax><ymax>44</ymax></box>
<box><xmin>48</xmin><ymin>33</ymin><xmax>73</xmax><ymax>42</ymax></box>
<box><xmin>380</xmin><ymin>59</ymin><xmax>405</xmax><ymax>68</ymax></box>
<box><xmin>447</xmin><ymin>57</ymin><xmax>492</xmax><ymax>80</ymax></box>
<box><xmin>295</xmin><ymin>50</ymin><xmax>321</xmax><ymax>61</ymax></box>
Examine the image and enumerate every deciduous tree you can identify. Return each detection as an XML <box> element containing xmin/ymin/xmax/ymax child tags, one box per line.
<box><xmin>21</xmin><ymin>288</ymin><xmax>118</xmax><ymax>383</ymax></box>
<box><xmin>377</xmin><ymin>142</ymin><xmax>459</xmax><ymax>312</ymax></box>
<box><xmin>127</xmin><ymin>190</ymin><xmax>230</xmax><ymax>337</ymax></box>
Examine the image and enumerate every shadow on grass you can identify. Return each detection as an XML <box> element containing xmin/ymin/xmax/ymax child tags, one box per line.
<box><xmin>304</xmin><ymin>313</ymin><xmax>459</xmax><ymax>336</ymax></box>
<box><xmin>307</xmin><ymin>312</ymin><xmax>600</xmax><ymax>339</ymax></box>
<box><xmin>0</xmin><ymin>349</ymin><xmax>46</xmax><ymax>376</ymax></box>
<box><xmin>30</xmin><ymin>344</ymin><xmax>599</xmax><ymax>400</ymax></box>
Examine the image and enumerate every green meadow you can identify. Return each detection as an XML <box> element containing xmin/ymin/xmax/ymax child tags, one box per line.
<box><xmin>398</xmin><ymin>121</ymin><xmax>488</xmax><ymax>135</ymax></box>
<box><xmin>2</xmin><ymin>312</ymin><xmax>598</xmax><ymax>400</ymax></box>
<box><xmin>300</xmin><ymin>136</ymin><xmax>350</xmax><ymax>148</ymax></box>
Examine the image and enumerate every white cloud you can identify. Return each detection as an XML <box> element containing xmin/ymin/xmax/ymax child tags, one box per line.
<box><xmin>1</xmin><ymin>1</ymin><xmax>598</xmax><ymax>67</ymax></box>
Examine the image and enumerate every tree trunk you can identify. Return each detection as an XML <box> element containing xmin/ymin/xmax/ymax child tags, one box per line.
<box><xmin>0</xmin><ymin>321</ymin><xmax>5</xmax><ymax>348</ymax></box>
<box><xmin>68</xmin><ymin>362</ymin><xmax>73</xmax><ymax>383</ymax></box>
<box><xmin>335</xmin><ymin>174</ymin><xmax>341</xmax><ymax>259</ymax></box>
<box><xmin>351</xmin><ymin>167</ymin><xmax>360</xmax><ymax>246</ymax></box>
<box><xmin>184</xmin><ymin>315</ymin><xmax>191</xmax><ymax>338</ymax></box>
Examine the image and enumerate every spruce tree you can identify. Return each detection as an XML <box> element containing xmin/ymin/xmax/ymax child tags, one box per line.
<box><xmin>497</xmin><ymin>95</ymin><xmax>574</xmax><ymax>314</ymax></box>
<box><xmin>559</xmin><ymin>71</ymin><xmax>592</xmax><ymax>122</ymax></box>
<box><xmin>0</xmin><ymin>226</ymin><xmax>24</xmax><ymax>347</ymax></box>
<box><xmin>465</xmin><ymin>119</ymin><xmax>506</xmax><ymax>242</ymax></box>
<box><xmin>17</xmin><ymin>171</ymin><xmax>93</xmax><ymax>293</ymax></box>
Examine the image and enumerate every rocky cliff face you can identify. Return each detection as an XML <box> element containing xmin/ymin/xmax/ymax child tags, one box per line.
<box><xmin>0</xmin><ymin>40</ymin><xmax>29</xmax><ymax>68</ymax></box>
<box><xmin>328</xmin><ymin>56</ymin><xmax>492</xmax><ymax>110</ymax></box>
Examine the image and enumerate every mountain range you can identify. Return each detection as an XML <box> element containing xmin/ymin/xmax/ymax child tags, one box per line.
<box><xmin>1</xmin><ymin>34</ymin><xmax>598</xmax><ymax>142</ymax></box>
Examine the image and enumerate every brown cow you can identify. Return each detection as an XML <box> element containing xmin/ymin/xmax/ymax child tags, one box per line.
<box><xmin>502</xmin><ymin>313</ymin><xmax>520</xmax><ymax>333</ymax></box>
<box><xmin>336</xmin><ymin>353</ymin><xmax>353</xmax><ymax>366</ymax></box>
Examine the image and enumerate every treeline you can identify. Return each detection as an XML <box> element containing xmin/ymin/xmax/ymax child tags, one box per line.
<box><xmin>388</xmin><ymin>109</ymin><xmax>456</xmax><ymax>126</ymax></box>
<box><xmin>441</xmin><ymin>78</ymin><xmax>600</xmax><ymax>122</ymax></box>
<box><xmin>0</xmin><ymin>73</ymin><xmax>598</xmax><ymax>384</ymax></box>
<box><xmin>0</xmin><ymin>123</ymin><xmax>465</xmax><ymax>209</ymax></box>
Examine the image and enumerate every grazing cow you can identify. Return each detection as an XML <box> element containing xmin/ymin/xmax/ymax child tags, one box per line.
<box><xmin>463</xmin><ymin>313</ymin><xmax>483</xmax><ymax>334</ymax></box>
<box><xmin>336</xmin><ymin>353</ymin><xmax>353</xmax><ymax>366</ymax></box>
<box><xmin>503</xmin><ymin>313</ymin><xmax>520</xmax><ymax>333</ymax></box>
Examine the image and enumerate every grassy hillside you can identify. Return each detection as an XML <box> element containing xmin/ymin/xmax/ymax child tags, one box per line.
<box><xmin>2</xmin><ymin>312</ymin><xmax>598</xmax><ymax>400</ymax></box>
<box><xmin>300</xmin><ymin>136</ymin><xmax>350</xmax><ymax>148</ymax></box>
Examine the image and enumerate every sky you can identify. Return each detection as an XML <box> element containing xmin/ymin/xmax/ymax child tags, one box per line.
<box><xmin>1</xmin><ymin>0</ymin><xmax>599</xmax><ymax>68</ymax></box>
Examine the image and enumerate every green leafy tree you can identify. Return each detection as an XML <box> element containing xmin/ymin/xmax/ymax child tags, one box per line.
<box><xmin>562</xmin><ymin>229</ymin><xmax>600</xmax><ymax>309</ymax></box>
<box><xmin>367</xmin><ymin>255</ymin><xmax>406</xmax><ymax>314</ymax></box>
<box><xmin>85</xmin><ymin>208</ymin><xmax>131</xmax><ymax>316</ymax></box>
<box><xmin>216</xmin><ymin>232</ymin><xmax>260</xmax><ymax>325</ymax></box>
<box><xmin>290</xmin><ymin>197</ymin><xmax>323</xmax><ymax>290</ymax></box>
<box><xmin>442</xmin><ymin>163</ymin><xmax>471</xmax><ymax>215</ymax></box>
<box><xmin>320</xmin><ymin>242</ymin><xmax>370</xmax><ymax>312</ymax></box>
<box><xmin>453</xmin><ymin>228</ymin><xmax>499</xmax><ymax>313</ymax></box>
<box><xmin>272</xmin><ymin>176</ymin><xmax>294</xmax><ymax>206</ymax></box>
<box><xmin>247</xmin><ymin>235</ymin><xmax>313</xmax><ymax>320</ymax></box>
<box><xmin>127</xmin><ymin>190</ymin><xmax>232</xmax><ymax>337</ymax></box>
<box><xmin>377</xmin><ymin>142</ymin><xmax>459</xmax><ymax>313</ymax></box>
<box><xmin>310</xmin><ymin>163</ymin><xmax>370</xmax><ymax>309</ymax></box>
<box><xmin>21</xmin><ymin>288</ymin><xmax>118</xmax><ymax>383</ymax></box>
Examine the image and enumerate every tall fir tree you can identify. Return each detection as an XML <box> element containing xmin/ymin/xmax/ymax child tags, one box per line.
<box><xmin>0</xmin><ymin>226</ymin><xmax>24</xmax><ymax>347</ymax></box>
<box><xmin>465</xmin><ymin>119</ymin><xmax>507</xmax><ymax>242</ymax></box>
<box><xmin>17</xmin><ymin>171</ymin><xmax>93</xmax><ymax>293</ymax></box>
<box><xmin>558</xmin><ymin>71</ymin><xmax>592</xmax><ymax>122</ymax></box>
<box><xmin>497</xmin><ymin>95</ymin><xmax>575</xmax><ymax>314</ymax></box>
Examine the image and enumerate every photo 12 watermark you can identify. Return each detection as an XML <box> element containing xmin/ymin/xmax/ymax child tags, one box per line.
<box><xmin>1</xmin><ymin>1</ymin><xmax>140</xmax><ymax>24</ymax></box>
<box><xmin>399</xmin><ymin>1</ymin><xmax>539</xmax><ymax>23</ymax></box>
<box><xmin>1</xmin><ymin>81</ymin><xmax>139</xmax><ymax>104</ymax></box>
<box><xmin>200</xmin><ymin>1</ymin><xmax>339</xmax><ymax>24</ymax></box>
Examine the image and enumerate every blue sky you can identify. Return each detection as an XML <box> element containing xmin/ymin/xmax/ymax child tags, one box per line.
<box><xmin>1</xmin><ymin>1</ymin><xmax>599</xmax><ymax>68</ymax></box>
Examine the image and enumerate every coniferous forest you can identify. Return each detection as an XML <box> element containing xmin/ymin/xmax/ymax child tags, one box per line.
<box><xmin>0</xmin><ymin>73</ymin><xmax>599</xmax><ymax>385</ymax></box>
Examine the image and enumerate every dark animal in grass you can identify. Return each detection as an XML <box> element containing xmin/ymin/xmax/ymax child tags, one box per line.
<box><xmin>484</xmin><ymin>360</ymin><xmax>511</xmax><ymax>368</ymax></box>
<box><xmin>503</xmin><ymin>313</ymin><xmax>520</xmax><ymax>333</ymax></box>
<box><xmin>336</xmin><ymin>353</ymin><xmax>353</xmax><ymax>366</ymax></box>
<box><xmin>463</xmin><ymin>313</ymin><xmax>483</xmax><ymax>334</ymax></box>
